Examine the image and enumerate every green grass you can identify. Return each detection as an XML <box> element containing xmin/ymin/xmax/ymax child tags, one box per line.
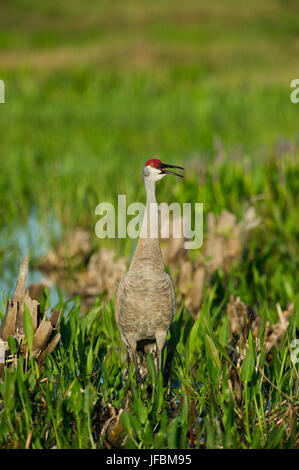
<box><xmin>0</xmin><ymin>291</ymin><xmax>298</xmax><ymax>449</ymax></box>
<box><xmin>0</xmin><ymin>0</ymin><xmax>299</xmax><ymax>449</ymax></box>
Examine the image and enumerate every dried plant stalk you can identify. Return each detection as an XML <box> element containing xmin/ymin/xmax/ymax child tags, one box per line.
<box><xmin>0</xmin><ymin>257</ymin><xmax>61</xmax><ymax>378</ymax></box>
<box><xmin>226</xmin><ymin>295</ymin><xmax>294</xmax><ymax>405</ymax></box>
<box><xmin>0</xmin><ymin>300</ymin><xmax>18</xmax><ymax>340</ymax></box>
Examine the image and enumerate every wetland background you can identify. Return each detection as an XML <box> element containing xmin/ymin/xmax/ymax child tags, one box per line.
<box><xmin>0</xmin><ymin>0</ymin><xmax>298</xmax><ymax>449</ymax></box>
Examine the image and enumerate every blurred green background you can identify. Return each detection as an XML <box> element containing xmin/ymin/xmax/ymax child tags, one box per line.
<box><xmin>0</xmin><ymin>0</ymin><xmax>298</xmax><ymax>297</ymax></box>
<box><xmin>0</xmin><ymin>0</ymin><xmax>299</xmax><ymax>451</ymax></box>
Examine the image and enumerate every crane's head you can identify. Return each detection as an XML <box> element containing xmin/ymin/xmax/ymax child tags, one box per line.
<box><xmin>143</xmin><ymin>158</ymin><xmax>184</xmax><ymax>182</ymax></box>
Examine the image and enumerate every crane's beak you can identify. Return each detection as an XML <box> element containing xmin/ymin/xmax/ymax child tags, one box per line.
<box><xmin>160</xmin><ymin>162</ymin><xmax>184</xmax><ymax>178</ymax></box>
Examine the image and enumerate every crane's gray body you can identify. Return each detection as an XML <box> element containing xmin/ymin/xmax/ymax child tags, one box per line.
<box><xmin>115</xmin><ymin>165</ymin><xmax>176</xmax><ymax>382</ymax></box>
<box><xmin>116</xmin><ymin>237</ymin><xmax>175</xmax><ymax>345</ymax></box>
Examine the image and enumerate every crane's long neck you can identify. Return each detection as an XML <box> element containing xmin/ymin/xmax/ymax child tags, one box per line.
<box><xmin>140</xmin><ymin>178</ymin><xmax>158</xmax><ymax>238</ymax></box>
<box><xmin>129</xmin><ymin>178</ymin><xmax>165</xmax><ymax>272</ymax></box>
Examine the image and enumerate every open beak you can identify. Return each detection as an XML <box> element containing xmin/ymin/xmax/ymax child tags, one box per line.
<box><xmin>160</xmin><ymin>162</ymin><xmax>184</xmax><ymax>178</ymax></box>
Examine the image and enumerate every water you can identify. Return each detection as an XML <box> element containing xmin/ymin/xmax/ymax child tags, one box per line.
<box><xmin>0</xmin><ymin>208</ymin><xmax>62</xmax><ymax>310</ymax></box>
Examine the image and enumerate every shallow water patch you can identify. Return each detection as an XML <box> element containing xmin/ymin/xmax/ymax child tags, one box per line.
<box><xmin>0</xmin><ymin>208</ymin><xmax>62</xmax><ymax>309</ymax></box>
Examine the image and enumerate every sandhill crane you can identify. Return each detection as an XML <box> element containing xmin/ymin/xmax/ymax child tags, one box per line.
<box><xmin>115</xmin><ymin>158</ymin><xmax>184</xmax><ymax>383</ymax></box>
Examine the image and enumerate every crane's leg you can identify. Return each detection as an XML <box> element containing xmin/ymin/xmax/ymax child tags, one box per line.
<box><xmin>132</xmin><ymin>350</ymin><xmax>143</xmax><ymax>385</ymax></box>
<box><xmin>123</xmin><ymin>352</ymin><xmax>130</xmax><ymax>380</ymax></box>
<box><xmin>155</xmin><ymin>330</ymin><xmax>167</xmax><ymax>375</ymax></box>
<box><xmin>127</xmin><ymin>337</ymin><xmax>143</xmax><ymax>384</ymax></box>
